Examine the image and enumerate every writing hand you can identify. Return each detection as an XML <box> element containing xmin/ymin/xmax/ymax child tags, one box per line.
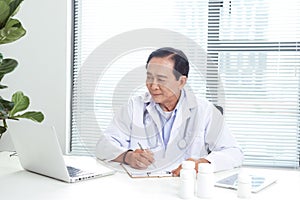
<box><xmin>125</xmin><ymin>148</ymin><xmax>155</xmax><ymax>170</ymax></box>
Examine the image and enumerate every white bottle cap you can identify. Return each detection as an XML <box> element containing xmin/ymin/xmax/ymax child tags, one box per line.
<box><xmin>182</xmin><ymin>160</ymin><xmax>195</xmax><ymax>169</ymax></box>
<box><xmin>198</xmin><ymin>163</ymin><xmax>213</xmax><ymax>173</ymax></box>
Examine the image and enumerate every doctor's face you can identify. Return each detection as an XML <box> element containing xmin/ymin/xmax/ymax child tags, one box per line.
<box><xmin>146</xmin><ymin>57</ymin><xmax>186</xmax><ymax>109</ymax></box>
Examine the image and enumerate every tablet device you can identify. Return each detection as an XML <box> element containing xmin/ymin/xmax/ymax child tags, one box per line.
<box><xmin>215</xmin><ymin>173</ymin><xmax>277</xmax><ymax>193</ymax></box>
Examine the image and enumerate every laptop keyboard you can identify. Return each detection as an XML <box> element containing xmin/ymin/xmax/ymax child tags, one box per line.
<box><xmin>67</xmin><ymin>166</ymin><xmax>93</xmax><ymax>177</ymax></box>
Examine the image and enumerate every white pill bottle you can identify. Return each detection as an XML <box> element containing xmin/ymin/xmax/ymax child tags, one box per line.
<box><xmin>196</xmin><ymin>163</ymin><xmax>215</xmax><ymax>199</ymax></box>
<box><xmin>237</xmin><ymin>171</ymin><xmax>252</xmax><ymax>199</ymax></box>
<box><xmin>179</xmin><ymin>160</ymin><xmax>196</xmax><ymax>199</ymax></box>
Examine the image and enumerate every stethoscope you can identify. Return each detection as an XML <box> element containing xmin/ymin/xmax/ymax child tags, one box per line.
<box><xmin>143</xmin><ymin>110</ymin><xmax>191</xmax><ymax>150</ymax></box>
<box><xmin>176</xmin><ymin>117</ymin><xmax>191</xmax><ymax>150</ymax></box>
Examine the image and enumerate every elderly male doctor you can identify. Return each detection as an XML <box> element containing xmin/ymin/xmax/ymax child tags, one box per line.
<box><xmin>96</xmin><ymin>47</ymin><xmax>243</xmax><ymax>175</ymax></box>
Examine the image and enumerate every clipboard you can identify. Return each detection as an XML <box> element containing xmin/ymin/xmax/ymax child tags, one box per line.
<box><xmin>121</xmin><ymin>164</ymin><xmax>174</xmax><ymax>178</ymax></box>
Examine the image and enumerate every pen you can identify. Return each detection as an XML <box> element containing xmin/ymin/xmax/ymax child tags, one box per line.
<box><xmin>137</xmin><ymin>142</ymin><xmax>157</xmax><ymax>168</ymax></box>
<box><xmin>138</xmin><ymin>142</ymin><xmax>145</xmax><ymax>151</ymax></box>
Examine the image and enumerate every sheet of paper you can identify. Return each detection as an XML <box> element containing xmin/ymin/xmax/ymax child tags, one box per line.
<box><xmin>121</xmin><ymin>164</ymin><xmax>173</xmax><ymax>178</ymax></box>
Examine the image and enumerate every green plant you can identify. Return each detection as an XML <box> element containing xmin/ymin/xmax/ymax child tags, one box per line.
<box><xmin>0</xmin><ymin>0</ymin><xmax>44</xmax><ymax>139</ymax></box>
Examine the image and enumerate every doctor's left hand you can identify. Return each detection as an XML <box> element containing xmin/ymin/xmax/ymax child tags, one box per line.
<box><xmin>124</xmin><ymin>149</ymin><xmax>155</xmax><ymax>170</ymax></box>
<box><xmin>171</xmin><ymin>158</ymin><xmax>210</xmax><ymax>177</ymax></box>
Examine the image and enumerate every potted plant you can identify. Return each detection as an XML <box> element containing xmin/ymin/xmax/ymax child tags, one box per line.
<box><xmin>0</xmin><ymin>0</ymin><xmax>44</xmax><ymax>140</ymax></box>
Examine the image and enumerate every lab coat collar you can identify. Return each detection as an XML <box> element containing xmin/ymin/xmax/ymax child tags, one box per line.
<box><xmin>183</xmin><ymin>89</ymin><xmax>199</xmax><ymax>110</ymax></box>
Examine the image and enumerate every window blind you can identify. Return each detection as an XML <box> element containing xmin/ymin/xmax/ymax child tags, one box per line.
<box><xmin>207</xmin><ymin>0</ymin><xmax>300</xmax><ymax>168</ymax></box>
<box><xmin>71</xmin><ymin>0</ymin><xmax>300</xmax><ymax>168</ymax></box>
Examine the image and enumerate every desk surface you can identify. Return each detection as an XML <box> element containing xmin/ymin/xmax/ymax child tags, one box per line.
<box><xmin>0</xmin><ymin>151</ymin><xmax>299</xmax><ymax>200</ymax></box>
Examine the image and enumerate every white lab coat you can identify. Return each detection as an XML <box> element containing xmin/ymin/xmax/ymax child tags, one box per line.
<box><xmin>96</xmin><ymin>89</ymin><xmax>243</xmax><ymax>172</ymax></box>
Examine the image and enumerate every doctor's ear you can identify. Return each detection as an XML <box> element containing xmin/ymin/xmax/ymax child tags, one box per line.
<box><xmin>178</xmin><ymin>76</ymin><xmax>187</xmax><ymax>88</ymax></box>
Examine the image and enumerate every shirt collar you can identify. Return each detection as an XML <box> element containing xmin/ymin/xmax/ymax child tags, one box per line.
<box><xmin>152</xmin><ymin>89</ymin><xmax>185</xmax><ymax>117</ymax></box>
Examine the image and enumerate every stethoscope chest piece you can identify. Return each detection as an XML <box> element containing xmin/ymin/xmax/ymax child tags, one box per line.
<box><xmin>177</xmin><ymin>139</ymin><xmax>187</xmax><ymax>149</ymax></box>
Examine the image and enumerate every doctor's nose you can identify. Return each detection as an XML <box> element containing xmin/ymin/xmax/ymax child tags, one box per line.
<box><xmin>148</xmin><ymin>82</ymin><xmax>160</xmax><ymax>90</ymax></box>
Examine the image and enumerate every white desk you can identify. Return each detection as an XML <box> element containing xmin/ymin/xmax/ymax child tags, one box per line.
<box><xmin>1</xmin><ymin>151</ymin><xmax>299</xmax><ymax>200</ymax></box>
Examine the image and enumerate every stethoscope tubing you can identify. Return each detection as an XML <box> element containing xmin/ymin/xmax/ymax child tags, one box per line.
<box><xmin>143</xmin><ymin>110</ymin><xmax>191</xmax><ymax>150</ymax></box>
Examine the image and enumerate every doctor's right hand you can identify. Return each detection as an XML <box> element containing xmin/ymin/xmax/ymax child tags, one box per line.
<box><xmin>124</xmin><ymin>149</ymin><xmax>155</xmax><ymax>170</ymax></box>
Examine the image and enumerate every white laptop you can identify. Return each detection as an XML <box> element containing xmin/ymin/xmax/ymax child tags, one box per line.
<box><xmin>9</xmin><ymin>121</ymin><xmax>115</xmax><ymax>183</ymax></box>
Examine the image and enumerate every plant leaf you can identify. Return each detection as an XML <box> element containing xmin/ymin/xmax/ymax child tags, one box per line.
<box><xmin>0</xmin><ymin>97</ymin><xmax>14</xmax><ymax>110</ymax></box>
<box><xmin>0</xmin><ymin>0</ymin><xmax>24</xmax><ymax>29</ymax></box>
<box><xmin>8</xmin><ymin>0</ymin><xmax>24</xmax><ymax>17</ymax></box>
<box><xmin>0</xmin><ymin>18</ymin><xmax>26</xmax><ymax>45</ymax></box>
<box><xmin>0</xmin><ymin>1</ymin><xmax>10</xmax><ymax>29</ymax></box>
<box><xmin>10</xmin><ymin>91</ymin><xmax>29</xmax><ymax>116</ymax></box>
<box><xmin>0</xmin><ymin>97</ymin><xmax>14</xmax><ymax>119</ymax></box>
<box><xmin>0</xmin><ymin>57</ymin><xmax>18</xmax><ymax>81</ymax></box>
<box><xmin>15</xmin><ymin>111</ymin><xmax>45</xmax><ymax>123</ymax></box>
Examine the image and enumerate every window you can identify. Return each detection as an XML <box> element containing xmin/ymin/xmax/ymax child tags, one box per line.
<box><xmin>71</xmin><ymin>0</ymin><xmax>300</xmax><ymax>168</ymax></box>
<box><xmin>206</xmin><ymin>0</ymin><xmax>300</xmax><ymax>168</ymax></box>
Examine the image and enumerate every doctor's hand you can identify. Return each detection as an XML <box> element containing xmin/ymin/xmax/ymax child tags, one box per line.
<box><xmin>124</xmin><ymin>149</ymin><xmax>155</xmax><ymax>170</ymax></box>
<box><xmin>171</xmin><ymin>158</ymin><xmax>210</xmax><ymax>177</ymax></box>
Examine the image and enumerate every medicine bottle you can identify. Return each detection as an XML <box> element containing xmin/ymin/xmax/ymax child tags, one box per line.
<box><xmin>179</xmin><ymin>160</ymin><xmax>196</xmax><ymax>199</ymax></box>
<box><xmin>196</xmin><ymin>163</ymin><xmax>214</xmax><ymax>198</ymax></box>
<box><xmin>237</xmin><ymin>172</ymin><xmax>251</xmax><ymax>199</ymax></box>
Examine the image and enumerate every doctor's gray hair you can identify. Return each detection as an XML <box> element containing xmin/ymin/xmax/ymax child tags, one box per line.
<box><xmin>146</xmin><ymin>47</ymin><xmax>190</xmax><ymax>80</ymax></box>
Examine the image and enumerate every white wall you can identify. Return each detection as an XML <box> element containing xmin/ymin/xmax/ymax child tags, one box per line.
<box><xmin>0</xmin><ymin>0</ymin><xmax>70</xmax><ymax>152</ymax></box>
